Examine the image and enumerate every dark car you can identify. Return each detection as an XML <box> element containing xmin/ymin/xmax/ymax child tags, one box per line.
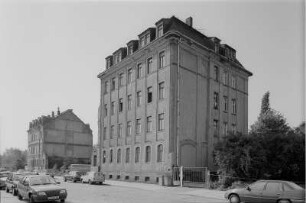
<box><xmin>225</xmin><ymin>180</ymin><xmax>305</xmax><ymax>203</ymax></box>
<box><xmin>63</xmin><ymin>171</ymin><xmax>84</xmax><ymax>183</ymax></box>
<box><xmin>5</xmin><ymin>172</ymin><xmax>24</xmax><ymax>195</ymax></box>
<box><xmin>17</xmin><ymin>175</ymin><xmax>67</xmax><ymax>203</ymax></box>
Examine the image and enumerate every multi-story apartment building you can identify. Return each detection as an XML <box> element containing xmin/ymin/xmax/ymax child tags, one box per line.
<box><xmin>97</xmin><ymin>16</ymin><xmax>252</xmax><ymax>185</ymax></box>
<box><xmin>27</xmin><ymin>109</ymin><xmax>93</xmax><ymax>171</ymax></box>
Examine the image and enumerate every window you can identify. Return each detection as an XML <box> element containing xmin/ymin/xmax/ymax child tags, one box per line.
<box><xmin>110</xmin><ymin>125</ymin><xmax>114</xmax><ymax>139</ymax></box>
<box><xmin>223</xmin><ymin>122</ymin><xmax>228</xmax><ymax>136</ymax></box>
<box><xmin>145</xmin><ymin>146</ymin><xmax>151</xmax><ymax>162</ymax></box>
<box><xmin>213</xmin><ymin>92</ymin><xmax>219</xmax><ymax>109</ymax></box>
<box><xmin>111</xmin><ymin>102</ymin><xmax>115</xmax><ymax>115</ymax></box>
<box><xmin>231</xmin><ymin>76</ymin><xmax>236</xmax><ymax>88</ymax></box>
<box><xmin>102</xmin><ymin>151</ymin><xmax>106</xmax><ymax>163</ymax></box>
<box><xmin>119</xmin><ymin>98</ymin><xmax>123</xmax><ymax>112</ymax></box>
<box><xmin>135</xmin><ymin>147</ymin><xmax>140</xmax><ymax>163</ymax></box>
<box><xmin>157</xmin><ymin>24</ymin><xmax>163</xmax><ymax>38</ymax></box>
<box><xmin>147</xmin><ymin>87</ymin><xmax>153</xmax><ymax>103</ymax></box>
<box><xmin>223</xmin><ymin>71</ymin><xmax>228</xmax><ymax>85</ymax></box>
<box><xmin>159</xmin><ymin>82</ymin><xmax>165</xmax><ymax>100</ymax></box>
<box><xmin>137</xmin><ymin>91</ymin><xmax>142</xmax><ymax>107</ymax></box>
<box><xmin>145</xmin><ymin>34</ymin><xmax>150</xmax><ymax>45</ymax></box>
<box><xmin>214</xmin><ymin>66</ymin><xmax>219</xmax><ymax>81</ymax></box>
<box><xmin>213</xmin><ymin>120</ymin><xmax>219</xmax><ymax>135</ymax></box>
<box><xmin>265</xmin><ymin>182</ymin><xmax>281</xmax><ymax>193</ymax></box>
<box><xmin>127</xmin><ymin>121</ymin><xmax>132</xmax><ymax>136</ymax></box>
<box><xmin>119</xmin><ymin>73</ymin><xmax>124</xmax><ymax>87</ymax></box>
<box><xmin>117</xmin><ymin>148</ymin><xmax>121</xmax><ymax>163</ymax></box>
<box><xmin>104</xmin><ymin>104</ymin><xmax>108</xmax><ymax>117</ymax></box>
<box><xmin>158</xmin><ymin>113</ymin><xmax>165</xmax><ymax>131</ymax></box>
<box><xmin>140</xmin><ymin>36</ymin><xmax>145</xmax><ymax>47</ymax></box>
<box><xmin>125</xmin><ymin>148</ymin><xmax>130</xmax><ymax>163</ymax></box>
<box><xmin>128</xmin><ymin>45</ymin><xmax>133</xmax><ymax>55</ymax></box>
<box><xmin>159</xmin><ymin>51</ymin><xmax>165</xmax><ymax>68</ymax></box>
<box><xmin>103</xmin><ymin>127</ymin><xmax>107</xmax><ymax>140</ymax></box>
<box><xmin>224</xmin><ymin>96</ymin><xmax>228</xmax><ymax>112</ymax></box>
<box><xmin>157</xmin><ymin>144</ymin><xmax>163</xmax><ymax>162</ymax></box>
<box><xmin>232</xmin><ymin>99</ymin><xmax>237</xmax><ymax>114</ymax></box>
<box><xmin>249</xmin><ymin>181</ymin><xmax>266</xmax><ymax>191</ymax></box>
<box><xmin>147</xmin><ymin>116</ymin><xmax>152</xmax><ymax>132</ymax></box>
<box><xmin>137</xmin><ymin>63</ymin><xmax>143</xmax><ymax>79</ymax></box>
<box><xmin>104</xmin><ymin>81</ymin><xmax>109</xmax><ymax>94</ymax></box>
<box><xmin>118</xmin><ymin>124</ymin><xmax>122</xmax><ymax>138</ymax></box>
<box><xmin>147</xmin><ymin>57</ymin><xmax>152</xmax><ymax>74</ymax></box>
<box><xmin>136</xmin><ymin>119</ymin><xmax>141</xmax><ymax>135</ymax></box>
<box><xmin>110</xmin><ymin>149</ymin><xmax>113</xmax><ymax>163</ymax></box>
<box><xmin>127</xmin><ymin>95</ymin><xmax>132</xmax><ymax>110</ymax></box>
<box><xmin>111</xmin><ymin>78</ymin><xmax>116</xmax><ymax>91</ymax></box>
<box><xmin>232</xmin><ymin>124</ymin><xmax>237</xmax><ymax>134</ymax></box>
<box><xmin>127</xmin><ymin>69</ymin><xmax>132</xmax><ymax>84</ymax></box>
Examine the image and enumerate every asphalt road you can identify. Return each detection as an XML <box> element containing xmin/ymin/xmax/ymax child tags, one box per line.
<box><xmin>0</xmin><ymin>180</ymin><xmax>227</xmax><ymax>203</ymax></box>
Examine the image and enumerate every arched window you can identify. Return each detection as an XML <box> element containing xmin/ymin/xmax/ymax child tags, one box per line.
<box><xmin>157</xmin><ymin>144</ymin><xmax>163</xmax><ymax>162</ymax></box>
<box><xmin>117</xmin><ymin>148</ymin><xmax>121</xmax><ymax>163</ymax></box>
<box><xmin>135</xmin><ymin>147</ymin><xmax>140</xmax><ymax>163</ymax></box>
<box><xmin>126</xmin><ymin>148</ymin><xmax>130</xmax><ymax>163</ymax></box>
<box><xmin>145</xmin><ymin>146</ymin><xmax>151</xmax><ymax>163</ymax></box>
<box><xmin>103</xmin><ymin>150</ymin><xmax>106</xmax><ymax>163</ymax></box>
<box><xmin>110</xmin><ymin>149</ymin><xmax>113</xmax><ymax>163</ymax></box>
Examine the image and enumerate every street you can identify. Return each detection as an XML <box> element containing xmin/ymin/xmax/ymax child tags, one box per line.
<box><xmin>0</xmin><ymin>178</ymin><xmax>227</xmax><ymax>203</ymax></box>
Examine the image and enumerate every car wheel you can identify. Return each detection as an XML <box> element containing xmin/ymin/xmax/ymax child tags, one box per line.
<box><xmin>5</xmin><ymin>187</ymin><xmax>9</xmax><ymax>193</ymax></box>
<box><xmin>60</xmin><ymin>199</ymin><xmax>65</xmax><ymax>203</ymax></box>
<box><xmin>64</xmin><ymin>178</ymin><xmax>67</xmax><ymax>182</ymax></box>
<box><xmin>17</xmin><ymin>192</ymin><xmax>22</xmax><ymax>200</ymax></box>
<box><xmin>229</xmin><ymin>194</ymin><xmax>240</xmax><ymax>203</ymax></box>
<box><xmin>99</xmin><ymin>182</ymin><xmax>102</xmax><ymax>185</ymax></box>
<box><xmin>278</xmin><ymin>199</ymin><xmax>291</xmax><ymax>203</ymax></box>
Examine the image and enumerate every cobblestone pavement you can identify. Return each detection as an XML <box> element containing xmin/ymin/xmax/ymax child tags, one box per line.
<box><xmin>0</xmin><ymin>178</ymin><xmax>227</xmax><ymax>203</ymax></box>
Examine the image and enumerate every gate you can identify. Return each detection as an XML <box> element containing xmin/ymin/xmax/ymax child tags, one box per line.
<box><xmin>173</xmin><ymin>166</ymin><xmax>208</xmax><ymax>187</ymax></box>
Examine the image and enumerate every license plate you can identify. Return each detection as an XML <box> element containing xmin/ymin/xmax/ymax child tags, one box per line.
<box><xmin>48</xmin><ymin>196</ymin><xmax>59</xmax><ymax>200</ymax></box>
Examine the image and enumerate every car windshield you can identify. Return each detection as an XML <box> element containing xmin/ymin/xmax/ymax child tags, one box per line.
<box><xmin>286</xmin><ymin>182</ymin><xmax>304</xmax><ymax>190</ymax></box>
<box><xmin>29</xmin><ymin>176</ymin><xmax>56</xmax><ymax>186</ymax></box>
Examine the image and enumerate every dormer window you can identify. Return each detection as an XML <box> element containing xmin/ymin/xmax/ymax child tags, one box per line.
<box><xmin>145</xmin><ymin>34</ymin><xmax>150</xmax><ymax>44</ymax></box>
<box><xmin>157</xmin><ymin>24</ymin><xmax>163</xmax><ymax>38</ymax></box>
<box><xmin>140</xmin><ymin>37</ymin><xmax>145</xmax><ymax>48</ymax></box>
<box><xmin>128</xmin><ymin>45</ymin><xmax>133</xmax><ymax>55</ymax></box>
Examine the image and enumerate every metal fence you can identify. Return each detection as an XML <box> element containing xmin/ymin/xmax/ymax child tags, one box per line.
<box><xmin>173</xmin><ymin>166</ymin><xmax>208</xmax><ymax>187</ymax></box>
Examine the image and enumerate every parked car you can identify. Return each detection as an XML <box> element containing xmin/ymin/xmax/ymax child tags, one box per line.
<box><xmin>17</xmin><ymin>174</ymin><xmax>67</xmax><ymax>203</ymax></box>
<box><xmin>0</xmin><ymin>176</ymin><xmax>8</xmax><ymax>190</ymax></box>
<box><xmin>224</xmin><ymin>180</ymin><xmax>305</xmax><ymax>203</ymax></box>
<box><xmin>80</xmin><ymin>171</ymin><xmax>105</xmax><ymax>185</ymax></box>
<box><xmin>5</xmin><ymin>172</ymin><xmax>24</xmax><ymax>195</ymax></box>
<box><xmin>63</xmin><ymin>171</ymin><xmax>84</xmax><ymax>182</ymax></box>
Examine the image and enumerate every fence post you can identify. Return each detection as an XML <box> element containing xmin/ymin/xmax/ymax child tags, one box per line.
<box><xmin>206</xmin><ymin>169</ymin><xmax>210</xmax><ymax>188</ymax></box>
<box><xmin>179</xmin><ymin>166</ymin><xmax>182</xmax><ymax>187</ymax></box>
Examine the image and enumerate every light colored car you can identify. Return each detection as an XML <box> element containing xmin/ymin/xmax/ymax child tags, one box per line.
<box><xmin>81</xmin><ymin>171</ymin><xmax>105</xmax><ymax>185</ymax></box>
<box><xmin>224</xmin><ymin>180</ymin><xmax>305</xmax><ymax>203</ymax></box>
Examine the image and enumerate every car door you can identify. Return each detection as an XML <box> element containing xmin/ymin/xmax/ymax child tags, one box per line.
<box><xmin>261</xmin><ymin>181</ymin><xmax>283</xmax><ymax>203</ymax></box>
<box><xmin>242</xmin><ymin>181</ymin><xmax>267</xmax><ymax>203</ymax></box>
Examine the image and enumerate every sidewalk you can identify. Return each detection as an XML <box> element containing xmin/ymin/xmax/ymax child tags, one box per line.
<box><xmin>105</xmin><ymin>180</ymin><xmax>225</xmax><ymax>200</ymax></box>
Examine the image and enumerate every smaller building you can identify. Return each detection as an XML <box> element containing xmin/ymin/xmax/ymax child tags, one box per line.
<box><xmin>27</xmin><ymin>108</ymin><xmax>93</xmax><ymax>171</ymax></box>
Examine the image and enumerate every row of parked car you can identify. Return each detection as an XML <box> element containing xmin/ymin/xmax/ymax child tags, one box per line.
<box><xmin>63</xmin><ymin>171</ymin><xmax>105</xmax><ymax>185</ymax></box>
<box><xmin>1</xmin><ymin>171</ymin><xmax>67</xmax><ymax>203</ymax></box>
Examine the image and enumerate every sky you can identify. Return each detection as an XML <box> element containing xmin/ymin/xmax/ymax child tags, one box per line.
<box><xmin>0</xmin><ymin>0</ymin><xmax>304</xmax><ymax>153</ymax></box>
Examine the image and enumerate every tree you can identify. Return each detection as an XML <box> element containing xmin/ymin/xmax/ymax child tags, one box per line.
<box><xmin>0</xmin><ymin>148</ymin><xmax>27</xmax><ymax>171</ymax></box>
<box><xmin>260</xmin><ymin>91</ymin><xmax>270</xmax><ymax>115</ymax></box>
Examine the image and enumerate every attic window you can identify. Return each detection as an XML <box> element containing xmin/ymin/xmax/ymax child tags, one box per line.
<box><xmin>128</xmin><ymin>45</ymin><xmax>133</xmax><ymax>55</ymax></box>
<box><xmin>157</xmin><ymin>24</ymin><xmax>163</xmax><ymax>38</ymax></box>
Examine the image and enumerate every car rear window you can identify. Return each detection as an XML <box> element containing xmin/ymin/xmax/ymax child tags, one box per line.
<box><xmin>285</xmin><ymin>182</ymin><xmax>303</xmax><ymax>190</ymax></box>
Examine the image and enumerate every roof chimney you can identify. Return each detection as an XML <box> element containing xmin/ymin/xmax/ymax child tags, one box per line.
<box><xmin>52</xmin><ymin>111</ymin><xmax>55</xmax><ymax>118</ymax></box>
<box><xmin>57</xmin><ymin>107</ymin><xmax>60</xmax><ymax>116</ymax></box>
<box><xmin>185</xmin><ymin>17</ymin><xmax>193</xmax><ymax>27</ymax></box>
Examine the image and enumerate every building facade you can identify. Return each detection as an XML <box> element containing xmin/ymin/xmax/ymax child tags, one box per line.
<box><xmin>97</xmin><ymin>16</ymin><xmax>252</xmax><ymax>184</ymax></box>
<box><xmin>27</xmin><ymin>109</ymin><xmax>93</xmax><ymax>171</ymax></box>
